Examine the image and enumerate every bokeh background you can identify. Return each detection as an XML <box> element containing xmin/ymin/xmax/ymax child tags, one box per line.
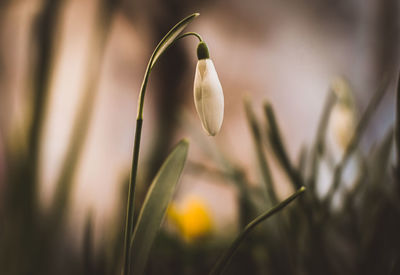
<box><xmin>0</xmin><ymin>0</ymin><xmax>399</xmax><ymax>274</ymax></box>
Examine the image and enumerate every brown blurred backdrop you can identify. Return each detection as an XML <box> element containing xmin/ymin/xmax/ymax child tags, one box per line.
<box><xmin>0</xmin><ymin>0</ymin><xmax>399</xmax><ymax>258</ymax></box>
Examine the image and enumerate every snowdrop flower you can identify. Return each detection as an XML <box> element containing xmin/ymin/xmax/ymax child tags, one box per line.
<box><xmin>193</xmin><ymin>42</ymin><xmax>224</xmax><ymax>136</ymax></box>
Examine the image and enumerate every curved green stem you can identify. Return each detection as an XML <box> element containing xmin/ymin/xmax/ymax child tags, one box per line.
<box><xmin>121</xmin><ymin>13</ymin><xmax>200</xmax><ymax>275</ymax></box>
<box><xmin>176</xmin><ymin>32</ymin><xmax>203</xmax><ymax>42</ymax></box>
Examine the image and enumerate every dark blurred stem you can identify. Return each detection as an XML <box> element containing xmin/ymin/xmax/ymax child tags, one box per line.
<box><xmin>23</xmin><ymin>2</ymin><xmax>64</xmax><ymax>274</ymax></box>
<box><xmin>122</xmin><ymin>117</ymin><xmax>143</xmax><ymax>275</ymax></box>
<box><xmin>83</xmin><ymin>211</ymin><xmax>94</xmax><ymax>275</ymax></box>
<box><xmin>34</xmin><ymin>2</ymin><xmax>117</xmax><ymax>274</ymax></box>
<box><xmin>395</xmin><ymin>73</ymin><xmax>400</xmax><ymax>171</ymax></box>
<box><xmin>395</xmin><ymin>72</ymin><xmax>400</xmax><ymax>196</ymax></box>
<box><xmin>264</xmin><ymin>102</ymin><xmax>303</xmax><ymax>189</ymax></box>
<box><xmin>297</xmin><ymin>145</ymin><xmax>307</xmax><ymax>177</ymax></box>
<box><xmin>244</xmin><ymin>98</ymin><xmax>277</xmax><ymax>205</ymax></box>
<box><xmin>27</xmin><ymin>0</ymin><xmax>63</xmax><ymax>228</ymax></box>
<box><xmin>308</xmin><ymin>90</ymin><xmax>335</xmax><ymax>190</ymax></box>
<box><xmin>324</xmin><ymin>76</ymin><xmax>391</xmax><ymax>207</ymax></box>
<box><xmin>122</xmin><ymin>38</ymin><xmax>153</xmax><ymax>273</ymax></box>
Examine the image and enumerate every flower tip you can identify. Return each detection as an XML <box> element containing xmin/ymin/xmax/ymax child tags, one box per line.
<box><xmin>180</xmin><ymin>138</ymin><xmax>190</xmax><ymax>146</ymax></box>
<box><xmin>207</xmin><ymin>130</ymin><xmax>218</xmax><ymax>137</ymax></box>
<box><xmin>203</xmin><ymin>120</ymin><xmax>222</xmax><ymax>136</ymax></box>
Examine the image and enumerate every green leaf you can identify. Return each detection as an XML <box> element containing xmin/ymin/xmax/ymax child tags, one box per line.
<box><xmin>244</xmin><ymin>98</ymin><xmax>277</xmax><ymax>205</ymax></box>
<box><xmin>308</xmin><ymin>91</ymin><xmax>335</xmax><ymax>189</ymax></box>
<box><xmin>264</xmin><ymin>102</ymin><xmax>303</xmax><ymax>189</ymax></box>
<box><xmin>395</xmin><ymin>73</ymin><xmax>400</xmax><ymax>169</ymax></box>
<box><xmin>209</xmin><ymin>186</ymin><xmax>306</xmax><ymax>275</ymax></box>
<box><xmin>150</xmin><ymin>13</ymin><xmax>199</xmax><ymax>69</ymax></box>
<box><xmin>130</xmin><ymin>139</ymin><xmax>189</xmax><ymax>275</ymax></box>
<box><xmin>369</xmin><ymin>127</ymin><xmax>393</xmax><ymax>185</ymax></box>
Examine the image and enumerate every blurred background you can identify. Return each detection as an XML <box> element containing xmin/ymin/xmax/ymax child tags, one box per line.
<box><xmin>0</xmin><ymin>0</ymin><xmax>399</xmax><ymax>274</ymax></box>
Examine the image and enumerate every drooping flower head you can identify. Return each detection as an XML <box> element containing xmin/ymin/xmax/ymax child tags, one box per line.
<box><xmin>193</xmin><ymin>42</ymin><xmax>224</xmax><ymax>136</ymax></box>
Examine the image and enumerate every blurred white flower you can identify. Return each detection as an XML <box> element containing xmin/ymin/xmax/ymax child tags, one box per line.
<box><xmin>193</xmin><ymin>42</ymin><xmax>224</xmax><ymax>136</ymax></box>
<box><xmin>330</xmin><ymin>105</ymin><xmax>355</xmax><ymax>149</ymax></box>
<box><xmin>329</xmin><ymin>77</ymin><xmax>356</xmax><ymax>150</ymax></box>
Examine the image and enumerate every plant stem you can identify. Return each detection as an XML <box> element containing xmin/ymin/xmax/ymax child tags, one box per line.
<box><xmin>176</xmin><ymin>32</ymin><xmax>203</xmax><ymax>42</ymax></box>
<box><xmin>122</xmin><ymin>118</ymin><xmax>143</xmax><ymax>275</ymax></box>
<box><xmin>121</xmin><ymin>13</ymin><xmax>201</xmax><ymax>275</ymax></box>
<box><xmin>264</xmin><ymin>102</ymin><xmax>303</xmax><ymax>189</ymax></box>
<box><xmin>395</xmin><ymin>72</ymin><xmax>400</xmax><ymax>171</ymax></box>
<box><xmin>308</xmin><ymin>90</ymin><xmax>335</xmax><ymax>190</ymax></box>
<box><xmin>121</xmin><ymin>31</ymin><xmax>158</xmax><ymax>275</ymax></box>
<box><xmin>244</xmin><ymin>98</ymin><xmax>277</xmax><ymax>205</ymax></box>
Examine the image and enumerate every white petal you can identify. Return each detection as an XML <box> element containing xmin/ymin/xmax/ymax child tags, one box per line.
<box><xmin>193</xmin><ymin>59</ymin><xmax>224</xmax><ymax>136</ymax></box>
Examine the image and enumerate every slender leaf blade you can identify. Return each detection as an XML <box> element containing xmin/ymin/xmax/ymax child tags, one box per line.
<box><xmin>395</xmin><ymin>73</ymin><xmax>400</xmax><ymax>170</ymax></box>
<box><xmin>150</xmin><ymin>13</ymin><xmax>199</xmax><ymax>69</ymax></box>
<box><xmin>244</xmin><ymin>98</ymin><xmax>277</xmax><ymax>205</ymax></box>
<box><xmin>130</xmin><ymin>139</ymin><xmax>189</xmax><ymax>275</ymax></box>
<box><xmin>264</xmin><ymin>101</ymin><xmax>303</xmax><ymax>188</ymax></box>
<box><xmin>369</xmin><ymin>127</ymin><xmax>393</xmax><ymax>185</ymax></box>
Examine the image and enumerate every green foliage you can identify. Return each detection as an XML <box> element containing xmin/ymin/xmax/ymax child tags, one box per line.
<box><xmin>210</xmin><ymin>187</ymin><xmax>306</xmax><ymax>275</ymax></box>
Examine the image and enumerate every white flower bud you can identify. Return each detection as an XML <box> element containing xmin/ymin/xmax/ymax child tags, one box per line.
<box><xmin>193</xmin><ymin>42</ymin><xmax>224</xmax><ymax>136</ymax></box>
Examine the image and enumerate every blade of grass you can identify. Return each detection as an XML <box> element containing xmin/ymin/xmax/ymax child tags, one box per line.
<box><xmin>264</xmin><ymin>102</ymin><xmax>303</xmax><ymax>189</ymax></box>
<box><xmin>244</xmin><ymin>98</ymin><xmax>277</xmax><ymax>205</ymax></box>
<box><xmin>324</xmin><ymin>76</ymin><xmax>391</xmax><ymax>206</ymax></box>
<box><xmin>395</xmin><ymin>73</ymin><xmax>400</xmax><ymax>173</ymax></box>
<box><xmin>369</xmin><ymin>127</ymin><xmax>394</xmax><ymax>186</ymax></box>
<box><xmin>83</xmin><ymin>211</ymin><xmax>94</xmax><ymax>275</ymax></box>
<box><xmin>129</xmin><ymin>139</ymin><xmax>189</xmax><ymax>275</ymax></box>
<box><xmin>297</xmin><ymin>145</ymin><xmax>308</xmax><ymax>178</ymax></box>
<box><xmin>209</xmin><ymin>186</ymin><xmax>306</xmax><ymax>275</ymax></box>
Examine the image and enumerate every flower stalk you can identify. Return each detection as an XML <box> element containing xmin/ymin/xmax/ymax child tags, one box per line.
<box><xmin>122</xmin><ymin>13</ymin><xmax>224</xmax><ymax>275</ymax></box>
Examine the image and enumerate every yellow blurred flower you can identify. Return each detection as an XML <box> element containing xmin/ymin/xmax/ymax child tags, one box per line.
<box><xmin>167</xmin><ymin>196</ymin><xmax>213</xmax><ymax>242</ymax></box>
